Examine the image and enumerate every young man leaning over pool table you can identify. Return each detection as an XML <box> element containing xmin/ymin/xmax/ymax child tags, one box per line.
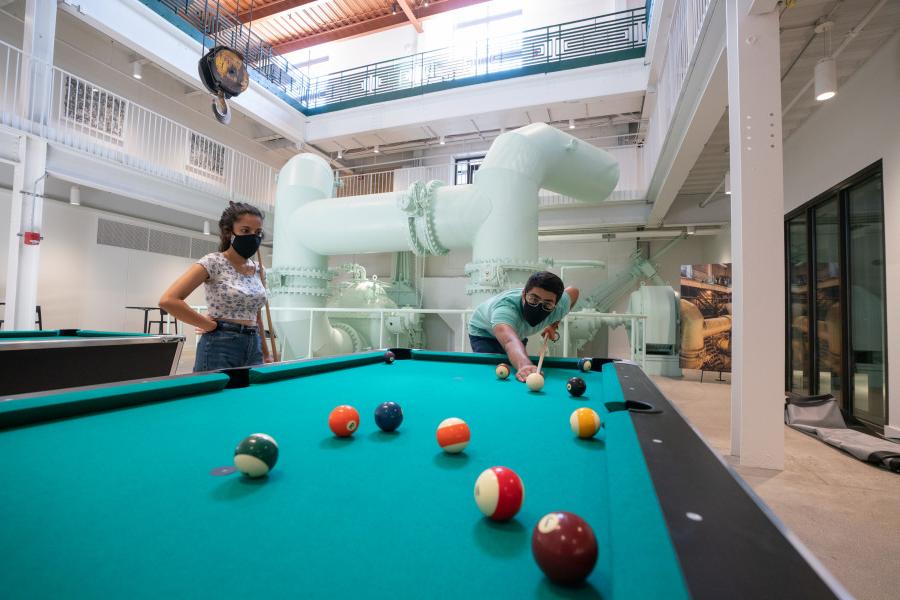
<box><xmin>467</xmin><ymin>271</ymin><xmax>579</xmax><ymax>382</ymax></box>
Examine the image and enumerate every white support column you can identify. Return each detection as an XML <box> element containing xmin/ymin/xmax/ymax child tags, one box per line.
<box><xmin>726</xmin><ymin>0</ymin><xmax>785</xmax><ymax>469</ymax></box>
<box><xmin>3</xmin><ymin>0</ymin><xmax>56</xmax><ymax>330</ymax></box>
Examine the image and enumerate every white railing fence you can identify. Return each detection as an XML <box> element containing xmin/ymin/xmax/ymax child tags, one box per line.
<box><xmin>0</xmin><ymin>40</ymin><xmax>276</xmax><ymax>211</ymax></box>
<box><xmin>642</xmin><ymin>0</ymin><xmax>715</xmax><ymax>186</ymax></box>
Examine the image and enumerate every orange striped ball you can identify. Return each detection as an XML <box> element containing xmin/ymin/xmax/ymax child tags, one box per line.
<box><xmin>436</xmin><ymin>417</ymin><xmax>470</xmax><ymax>453</ymax></box>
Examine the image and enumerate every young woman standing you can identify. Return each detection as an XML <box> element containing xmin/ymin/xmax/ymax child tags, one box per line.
<box><xmin>160</xmin><ymin>201</ymin><xmax>271</xmax><ymax>371</ymax></box>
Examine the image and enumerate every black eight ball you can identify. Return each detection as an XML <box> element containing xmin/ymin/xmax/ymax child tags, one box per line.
<box><xmin>567</xmin><ymin>377</ymin><xmax>587</xmax><ymax>397</ymax></box>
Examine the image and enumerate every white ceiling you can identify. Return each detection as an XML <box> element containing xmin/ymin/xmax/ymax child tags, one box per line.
<box><xmin>668</xmin><ymin>0</ymin><xmax>900</xmax><ymax>225</ymax></box>
<box><xmin>311</xmin><ymin>91</ymin><xmax>645</xmax><ymax>160</ymax></box>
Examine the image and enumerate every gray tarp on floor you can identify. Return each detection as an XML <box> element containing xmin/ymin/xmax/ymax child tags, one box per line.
<box><xmin>785</xmin><ymin>394</ymin><xmax>900</xmax><ymax>473</ymax></box>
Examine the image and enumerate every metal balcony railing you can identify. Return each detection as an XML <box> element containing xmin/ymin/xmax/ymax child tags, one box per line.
<box><xmin>143</xmin><ymin>2</ymin><xmax>647</xmax><ymax>115</ymax></box>
<box><xmin>0</xmin><ymin>40</ymin><xmax>277</xmax><ymax>211</ymax></box>
<box><xmin>304</xmin><ymin>8</ymin><xmax>647</xmax><ymax>114</ymax></box>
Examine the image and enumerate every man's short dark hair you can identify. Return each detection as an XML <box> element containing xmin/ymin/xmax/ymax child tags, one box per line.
<box><xmin>524</xmin><ymin>271</ymin><xmax>565</xmax><ymax>301</ymax></box>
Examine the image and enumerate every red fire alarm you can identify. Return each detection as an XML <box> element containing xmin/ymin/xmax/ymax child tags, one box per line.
<box><xmin>23</xmin><ymin>231</ymin><xmax>42</xmax><ymax>245</ymax></box>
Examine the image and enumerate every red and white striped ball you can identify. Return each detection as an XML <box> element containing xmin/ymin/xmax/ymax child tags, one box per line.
<box><xmin>474</xmin><ymin>466</ymin><xmax>525</xmax><ymax>521</ymax></box>
<box><xmin>436</xmin><ymin>417</ymin><xmax>470</xmax><ymax>453</ymax></box>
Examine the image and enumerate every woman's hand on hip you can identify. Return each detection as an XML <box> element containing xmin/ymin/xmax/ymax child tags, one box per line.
<box><xmin>198</xmin><ymin>317</ymin><xmax>218</xmax><ymax>333</ymax></box>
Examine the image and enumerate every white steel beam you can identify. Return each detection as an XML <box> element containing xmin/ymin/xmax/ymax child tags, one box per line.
<box><xmin>726</xmin><ymin>0</ymin><xmax>785</xmax><ymax>469</ymax></box>
<box><xmin>4</xmin><ymin>0</ymin><xmax>56</xmax><ymax>331</ymax></box>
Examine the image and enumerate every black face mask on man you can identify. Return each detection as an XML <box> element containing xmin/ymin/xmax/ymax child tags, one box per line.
<box><xmin>521</xmin><ymin>299</ymin><xmax>547</xmax><ymax>327</ymax></box>
<box><xmin>231</xmin><ymin>233</ymin><xmax>262</xmax><ymax>259</ymax></box>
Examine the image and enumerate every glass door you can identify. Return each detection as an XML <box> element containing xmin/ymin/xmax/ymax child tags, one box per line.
<box><xmin>785</xmin><ymin>161</ymin><xmax>887</xmax><ymax>427</ymax></box>
<box><xmin>813</xmin><ymin>198</ymin><xmax>842</xmax><ymax>405</ymax></box>
<box><xmin>787</xmin><ymin>215</ymin><xmax>810</xmax><ymax>394</ymax></box>
<box><xmin>847</xmin><ymin>176</ymin><xmax>886</xmax><ymax>424</ymax></box>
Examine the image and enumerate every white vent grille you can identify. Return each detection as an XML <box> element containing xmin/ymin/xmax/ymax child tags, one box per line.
<box><xmin>98</xmin><ymin>218</ymin><xmax>209</xmax><ymax>260</ymax></box>
<box><xmin>97</xmin><ymin>219</ymin><xmax>149</xmax><ymax>251</ymax></box>
<box><xmin>149</xmin><ymin>229</ymin><xmax>191</xmax><ymax>258</ymax></box>
<box><xmin>191</xmin><ymin>238</ymin><xmax>219</xmax><ymax>259</ymax></box>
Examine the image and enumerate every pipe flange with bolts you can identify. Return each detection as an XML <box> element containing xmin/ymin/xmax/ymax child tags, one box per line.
<box><xmin>464</xmin><ymin>258</ymin><xmax>553</xmax><ymax>296</ymax></box>
<box><xmin>268</xmin><ymin>265</ymin><xmax>335</xmax><ymax>297</ymax></box>
<box><xmin>399</xmin><ymin>180</ymin><xmax>447</xmax><ymax>256</ymax></box>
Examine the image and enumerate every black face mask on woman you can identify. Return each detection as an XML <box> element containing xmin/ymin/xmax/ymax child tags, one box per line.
<box><xmin>231</xmin><ymin>233</ymin><xmax>262</xmax><ymax>259</ymax></box>
<box><xmin>521</xmin><ymin>300</ymin><xmax>547</xmax><ymax>327</ymax></box>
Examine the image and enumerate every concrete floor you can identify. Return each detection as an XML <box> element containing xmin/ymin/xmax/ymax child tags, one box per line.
<box><xmin>177</xmin><ymin>346</ymin><xmax>899</xmax><ymax>598</ymax></box>
<box><xmin>654</xmin><ymin>370</ymin><xmax>900</xmax><ymax>600</ymax></box>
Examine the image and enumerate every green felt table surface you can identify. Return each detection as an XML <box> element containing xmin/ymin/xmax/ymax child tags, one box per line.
<box><xmin>0</xmin><ymin>356</ymin><xmax>688</xmax><ymax>600</ymax></box>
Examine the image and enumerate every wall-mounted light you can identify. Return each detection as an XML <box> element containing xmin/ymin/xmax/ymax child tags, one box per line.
<box><xmin>439</xmin><ymin>135</ymin><xmax>446</xmax><ymax>145</ymax></box>
<box><xmin>203</xmin><ymin>221</ymin><xmax>210</xmax><ymax>236</ymax></box>
<box><xmin>373</xmin><ymin>145</ymin><xmax>380</xmax><ymax>154</ymax></box>
<box><xmin>724</xmin><ymin>171</ymin><xmax>731</xmax><ymax>195</ymax></box>
<box><xmin>337</xmin><ymin>149</ymin><xmax>343</xmax><ymax>159</ymax></box>
<box><xmin>814</xmin><ymin>21</ymin><xmax>836</xmax><ymax>102</ymax></box>
<box><xmin>392</xmin><ymin>3</ymin><xmax>397</xmax><ymax>15</ymax></box>
<box><xmin>69</xmin><ymin>185</ymin><xmax>81</xmax><ymax>206</ymax></box>
<box><xmin>568</xmin><ymin>119</ymin><xmax>575</xmax><ymax>130</ymax></box>
<box><xmin>423</xmin><ymin>0</ymin><xmax>430</xmax><ymax>6</ymax></box>
<box><xmin>132</xmin><ymin>60</ymin><xmax>143</xmax><ymax>80</ymax></box>
<box><xmin>687</xmin><ymin>225</ymin><xmax>695</xmax><ymax>236</ymax></box>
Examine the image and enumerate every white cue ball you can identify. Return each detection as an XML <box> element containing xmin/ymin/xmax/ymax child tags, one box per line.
<box><xmin>526</xmin><ymin>372</ymin><xmax>544</xmax><ymax>392</ymax></box>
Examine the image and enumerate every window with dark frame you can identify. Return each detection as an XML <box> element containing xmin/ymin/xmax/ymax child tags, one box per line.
<box><xmin>455</xmin><ymin>155</ymin><xmax>485</xmax><ymax>185</ymax></box>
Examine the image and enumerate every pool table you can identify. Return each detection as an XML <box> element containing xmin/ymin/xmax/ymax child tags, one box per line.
<box><xmin>0</xmin><ymin>350</ymin><xmax>845</xmax><ymax>599</ymax></box>
<box><xmin>0</xmin><ymin>329</ymin><xmax>184</xmax><ymax>396</ymax></box>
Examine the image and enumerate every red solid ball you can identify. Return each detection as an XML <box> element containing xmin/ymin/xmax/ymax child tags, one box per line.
<box><xmin>532</xmin><ymin>511</ymin><xmax>598</xmax><ymax>585</ymax></box>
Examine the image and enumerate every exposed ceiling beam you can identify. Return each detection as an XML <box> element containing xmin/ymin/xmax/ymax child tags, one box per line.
<box><xmin>272</xmin><ymin>0</ymin><xmax>490</xmax><ymax>53</ymax></box>
<box><xmin>236</xmin><ymin>0</ymin><xmax>317</xmax><ymax>24</ymax></box>
<box><xmin>397</xmin><ymin>0</ymin><xmax>424</xmax><ymax>33</ymax></box>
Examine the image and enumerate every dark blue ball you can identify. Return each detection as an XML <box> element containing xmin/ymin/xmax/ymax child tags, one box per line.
<box><xmin>577</xmin><ymin>358</ymin><xmax>592</xmax><ymax>373</ymax></box>
<box><xmin>374</xmin><ymin>401</ymin><xmax>403</xmax><ymax>432</ymax></box>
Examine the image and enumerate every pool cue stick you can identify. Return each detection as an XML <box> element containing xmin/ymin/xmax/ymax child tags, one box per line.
<box><xmin>536</xmin><ymin>332</ymin><xmax>550</xmax><ymax>375</ymax></box>
<box><xmin>256</xmin><ymin>250</ymin><xmax>280</xmax><ymax>363</ymax></box>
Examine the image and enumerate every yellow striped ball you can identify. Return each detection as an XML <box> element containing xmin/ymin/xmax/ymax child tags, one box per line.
<box><xmin>570</xmin><ymin>408</ymin><xmax>602</xmax><ymax>438</ymax></box>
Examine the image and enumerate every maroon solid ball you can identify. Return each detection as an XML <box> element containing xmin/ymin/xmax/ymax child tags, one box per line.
<box><xmin>532</xmin><ymin>511</ymin><xmax>598</xmax><ymax>585</ymax></box>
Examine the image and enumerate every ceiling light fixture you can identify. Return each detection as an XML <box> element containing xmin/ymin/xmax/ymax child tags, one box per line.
<box><xmin>687</xmin><ymin>226</ymin><xmax>695</xmax><ymax>236</ymax></box>
<box><xmin>337</xmin><ymin>149</ymin><xmax>343</xmax><ymax>159</ymax></box>
<box><xmin>724</xmin><ymin>171</ymin><xmax>731</xmax><ymax>195</ymax></box>
<box><xmin>439</xmin><ymin>135</ymin><xmax>446</xmax><ymax>145</ymax></box>
<box><xmin>392</xmin><ymin>3</ymin><xmax>397</xmax><ymax>15</ymax></box>
<box><xmin>69</xmin><ymin>185</ymin><xmax>81</xmax><ymax>206</ymax></box>
<box><xmin>132</xmin><ymin>60</ymin><xmax>143</xmax><ymax>80</ymax></box>
<box><xmin>203</xmin><ymin>221</ymin><xmax>210</xmax><ymax>236</ymax></box>
<box><xmin>568</xmin><ymin>119</ymin><xmax>575</xmax><ymax>130</ymax></box>
<box><xmin>814</xmin><ymin>21</ymin><xmax>836</xmax><ymax>101</ymax></box>
<box><xmin>373</xmin><ymin>145</ymin><xmax>380</xmax><ymax>154</ymax></box>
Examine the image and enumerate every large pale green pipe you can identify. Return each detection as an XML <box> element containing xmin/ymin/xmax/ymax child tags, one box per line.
<box><xmin>274</xmin><ymin>123</ymin><xmax>620</xmax><ymax>357</ymax></box>
<box><xmin>270</xmin><ymin>154</ymin><xmax>353</xmax><ymax>358</ymax></box>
